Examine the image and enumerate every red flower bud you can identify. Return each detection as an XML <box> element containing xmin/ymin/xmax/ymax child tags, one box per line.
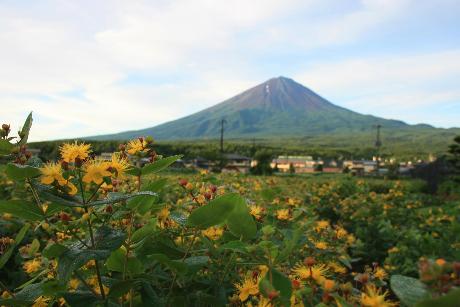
<box><xmin>60</xmin><ymin>212</ymin><xmax>71</xmax><ymax>222</ymax></box>
<box><xmin>292</xmin><ymin>279</ymin><xmax>301</xmax><ymax>289</ymax></box>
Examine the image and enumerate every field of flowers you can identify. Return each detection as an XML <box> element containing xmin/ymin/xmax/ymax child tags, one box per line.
<box><xmin>0</xmin><ymin>114</ymin><xmax>459</xmax><ymax>306</ymax></box>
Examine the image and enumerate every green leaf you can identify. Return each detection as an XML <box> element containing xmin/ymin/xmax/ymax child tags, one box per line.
<box><xmin>226</xmin><ymin>195</ymin><xmax>256</xmax><ymax>240</ymax></box>
<box><xmin>259</xmin><ymin>268</ymin><xmax>292</xmax><ymax>306</ymax></box>
<box><xmin>28</xmin><ymin>239</ymin><xmax>40</xmax><ymax>256</ymax></box>
<box><xmin>391</xmin><ymin>275</ymin><xmax>429</xmax><ymax>307</ymax></box>
<box><xmin>187</xmin><ymin>193</ymin><xmax>237</xmax><ymax>229</ymax></box>
<box><xmin>131</xmin><ymin>221</ymin><xmax>156</xmax><ymax>244</ymax></box>
<box><xmin>90</xmin><ymin>191</ymin><xmax>158</xmax><ymax>207</ymax></box>
<box><xmin>218</xmin><ymin>241</ymin><xmax>249</xmax><ymax>253</ymax></box>
<box><xmin>142</xmin><ymin>178</ymin><xmax>168</xmax><ymax>192</ymax></box>
<box><xmin>94</xmin><ymin>226</ymin><xmax>126</xmax><ymax>250</ymax></box>
<box><xmin>0</xmin><ymin>200</ymin><xmax>44</xmax><ymax>221</ymax></box>
<box><xmin>109</xmin><ymin>280</ymin><xmax>141</xmax><ymax>298</ymax></box>
<box><xmin>18</xmin><ymin>112</ymin><xmax>33</xmax><ymax>146</ymax></box>
<box><xmin>63</xmin><ymin>291</ymin><xmax>100</xmax><ymax>306</ymax></box>
<box><xmin>141</xmin><ymin>155</ymin><xmax>183</xmax><ymax>175</ymax></box>
<box><xmin>140</xmin><ymin>282</ymin><xmax>162</xmax><ymax>307</ymax></box>
<box><xmin>149</xmin><ymin>253</ymin><xmax>188</xmax><ymax>275</ymax></box>
<box><xmin>126</xmin><ymin>166</ymin><xmax>141</xmax><ymax>176</ymax></box>
<box><xmin>106</xmin><ymin>248</ymin><xmax>144</xmax><ymax>275</ymax></box>
<box><xmin>416</xmin><ymin>288</ymin><xmax>460</xmax><ymax>307</ymax></box>
<box><xmin>332</xmin><ymin>294</ymin><xmax>354</xmax><ymax>307</ymax></box>
<box><xmin>58</xmin><ymin>227</ymin><xmax>125</xmax><ymax>282</ymax></box>
<box><xmin>0</xmin><ymin>298</ymin><xmax>30</xmax><ymax>306</ymax></box>
<box><xmin>42</xmin><ymin>243</ymin><xmax>68</xmax><ymax>259</ymax></box>
<box><xmin>0</xmin><ymin>139</ymin><xmax>14</xmax><ymax>155</ymax></box>
<box><xmin>0</xmin><ymin>224</ymin><xmax>30</xmax><ymax>269</ymax></box>
<box><xmin>5</xmin><ymin>163</ymin><xmax>40</xmax><ymax>181</ymax></box>
<box><xmin>15</xmin><ymin>283</ymin><xmax>43</xmax><ymax>302</ymax></box>
<box><xmin>183</xmin><ymin>256</ymin><xmax>209</xmax><ymax>274</ymax></box>
<box><xmin>41</xmin><ymin>280</ymin><xmax>66</xmax><ymax>296</ymax></box>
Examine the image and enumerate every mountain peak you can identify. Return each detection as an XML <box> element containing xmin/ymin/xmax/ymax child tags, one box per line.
<box><xmin>91</xmin><ymin>77</ymin><xmax>410</xmax><ymax>140</ymax></box>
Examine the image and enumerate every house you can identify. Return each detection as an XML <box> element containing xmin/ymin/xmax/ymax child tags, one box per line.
<box><xmin>271</xmin><ymin>155</ymin><xmax>323</xmax><ymax>173</ymax></box>
<box><xmin>223</xmin><ymin>153</ymin><xmax>252</xmax><ymax>173</ymax></box>
<box><xmin>343</xmin><ymin>160</ymin><xmax>378</xmax><ymax>175</ymax></box>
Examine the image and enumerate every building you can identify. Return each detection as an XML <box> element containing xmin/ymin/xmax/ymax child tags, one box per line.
<box><xmin>343</xmin><ymin>160</ymin><xmax>378</xmax><ymax>175</ymax></box>
<box><xmin>223</xmin><ymin>153</ymin><xmax>252</xmax><ymax>173</ymax></box>
<box><xmin>271</xmin><ymin>155</ymin><xmax>323</xmax><ymax>173</ymax></box>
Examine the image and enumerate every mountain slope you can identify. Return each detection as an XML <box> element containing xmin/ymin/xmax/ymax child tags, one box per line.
<box><xmin>89</xmin><ymin>77</ymin><xmax>448</xmax><ymax>141</ymax></box>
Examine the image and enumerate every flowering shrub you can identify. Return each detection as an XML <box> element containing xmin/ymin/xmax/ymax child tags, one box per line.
<box><xmin>0</xmin><ymin>113</ymin><xmax>459</xmax><ymax>306</ymax></box>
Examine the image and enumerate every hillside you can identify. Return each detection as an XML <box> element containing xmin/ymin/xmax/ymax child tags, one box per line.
<box><xmin>89</xmin><ymin>77</ymin><xmax>458</xmax><ymax>146</ymax></box>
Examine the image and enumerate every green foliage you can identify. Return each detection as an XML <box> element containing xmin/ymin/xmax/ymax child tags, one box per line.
<box><xmin>391</xmin><ymin>275</ymin><xmax>429</xmax><ymax>306</ymax></box>
<box><xmin>5</xmin><ymin>163</ymin><xmax>41</xmax><ymax>181</ymax></box>
<box><xmin>188</xmin><ymin>193</ymin><xmax>256</xmax><ymax>240</ymax></box>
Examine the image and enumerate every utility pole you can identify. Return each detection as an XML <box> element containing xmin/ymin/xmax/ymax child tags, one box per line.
<box><xmin>219</xmin><ymin>119</ymin><xmax>226</xmax><ymax>171</ymax></box>
<box><xmin>220</xmin><ymin>119</ymin><xmax>226</xmax><ymax>154</ymax></box>
<box><xmin>373</xmin><ymin>124</ymin><xmax>382</xmax><ymax>174</ymax></box>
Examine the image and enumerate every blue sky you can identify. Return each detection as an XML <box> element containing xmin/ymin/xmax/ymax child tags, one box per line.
<box><xmin>1</xmin><ymin>0</ymin><xmax>459</xmax><ymax>141</ymax></box>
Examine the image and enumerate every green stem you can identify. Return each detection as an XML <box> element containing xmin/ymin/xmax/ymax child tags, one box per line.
<box><xmin>84</xmin><ymin>206</ymin><xmax>106</xmax><ymax>300</ymax></box>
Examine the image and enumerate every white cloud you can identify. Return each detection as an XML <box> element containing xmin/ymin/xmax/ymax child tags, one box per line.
<box><xmin>0</xmin><ymin>0</ymin><xmax>458</xmax><ymax>140</ymax></box>
<box><xmin>294</xmin><ymin>50</ymin><xmax>460</xmax><ymax>127</ymax></box>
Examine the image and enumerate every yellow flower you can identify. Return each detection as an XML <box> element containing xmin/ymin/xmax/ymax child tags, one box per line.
<box><xmin>435</xmin><ymin>258</ymin><xmax>446</xmax><ymax>266</ymax></box>
<box><xmin>196</xmin><ymin>194</ymin><xmax>206</xmax><ymax>205</ymax></box>
<box><xmin>388</xmin><ymin>247</ymin><xmax>399</xmax><ymax>253</ymax></box>
<box><xmin>250</xmin><ymin>205</ymin><xmax>263</xmax><ymax>219</ymax></box>
<box><xmin>69</xmin><ymin>278</ymin><xmax>80</xmax><ymax>291</ymax></box>
<box><xmin>374</xmin><ymin>267</ymin><xmax>387</xmax><ymax>280</ymax></box>
<box><xmin>67</xmin><ymin>181</ymin><xmax>78</xmax><ymax>195</ymax></box>
<box><xmin>257</xmin><ymin>296</ymin><xmax>274</xmax><ymax>307</ymax></box>
<box><xmin>23</xmin><ymin>258</ymin><xmax>41</xmax><ymax>274</ymax></box>
<box><xmin>322</xmin><ymin>279</ymin><xmax>335</xmax><ymax>292</ymax></box>
<box><xmin>276</xmin><ymin>209</ymin><xmax>290</xmax><ymax>220</ymax></box>
<box><xmin>202</xmin><ymin>226</ymin><xmax>224</xmax><ymax>240</ymax></box>
<box><xmin>82</xmin><ymin>160</ymin><xmax>111</xmax><ymax>185</ymax></box>
<box><xmin>346</xmin><ymin>234</ymin><xmax>356</xmax><ymax>245</ymax></box>
<box><xmin>335</xmin><ymin>227</ymin><xmax>348</xmax><ymax>239</ymax></box>
<box><xmin>87</xmin><ymin>276</ymin><xmax>109</xmax><ymax>295</ymax></box>
<box><xmin>60</xmin><ymin>141</ymin><xmax>91</xmax><ymax>163</ymax></box>
<box><xmin>110</xmin><ymin>153</ymin><xmax>129</xmax><ymax>178</ymax></box>
<box><xmin>315</xmin><ymin>220</ymin><xmax>330</xmax><ymax>232</ymax></box>
<box><xmin>126</xmin><ymin>139</ymin><xmax>148</xmax><ymax>155</ymax></box>
<box><xmin>40</xmin><ymin>162</ymin><xmax>66</xmax><ymax>186</ymax></box>
<box><xmin>361</xmin><ymin>285</ymin><xmax>396</xmax><ymax>307</ymax></box>
<box><xmin>234</xmin><ymin>276</ymin><xmax>259</xmax><ymax>302</ymax></box>
<box><xmin>258</xmin><ymin>265</ymin><xmax>269</xmax><ymax>278</ymax></box>
<box><xmin>292</xmin><ymin>263</ymin><xmax>328</xmax><ymax>284</ymax></box>
<box><xmin>329</xmin><ymin>261</ymin><xmax>347</xmax><ymax>274</ymax></box>
<box><xmin>157</xmin><ymin>207</ymin><xmax>170</xmax><ymax>221</ymax></box>
<box><xmin>32</xmin><ymin>296</ymin><xmax>50</xmax><ymax>307</ymax></box>
<box><xmin>314</xmin><ymin>241</ymin><xmax>328</xmax><ymax>250</ymax></box>
<box><xmin>1</xmin><ymin>291</ymin><xmax>11</xmax><ymax>299</ymax></box>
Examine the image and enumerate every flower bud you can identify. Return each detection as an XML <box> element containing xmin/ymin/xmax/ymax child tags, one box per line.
<box><xmin>60</xmin><ymin>212</ymin><xmax>71</xmax><ymax>222</ymax></box>
<box><xmin>304</xmin><ymin>257</ymin><xmax>316</xmax><ymax>267</ymax></box>
<box><xmin>179</xmin><ymin>179</ymin><xmax>188</xmax><ymax>187</ymax></box>
<box><xmin>267</xmin><ymin>290</ymin><xmax>279</xmax><ymax>300</ymax></box>
<box><xmin>292</xmin><ymin>279</ymin><xmax>301</xmax><ymax>289</ymax></box>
